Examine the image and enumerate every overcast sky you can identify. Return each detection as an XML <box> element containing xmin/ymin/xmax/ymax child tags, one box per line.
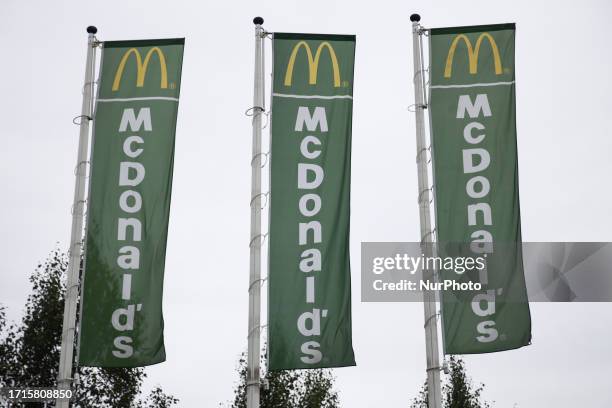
<box><xmin>1</xmin><ymin>0</ymin><xmax>611</xmax><ymax>407</ymax></box>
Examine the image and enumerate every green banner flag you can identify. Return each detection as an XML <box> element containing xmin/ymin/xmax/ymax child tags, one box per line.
<box><xmin>78</xmin><ymin>39</ymin><xmax>184</xmax><ymax>367</ymax></box>
<box><xmin>428</xmin><ymin>24</ymin><xmax>531</xmax><ymax>354</ymax></box>
<box><xmin>268</xmin><ymin>33</ymin><xmax>356</xmax><ymax>369</ymax></box>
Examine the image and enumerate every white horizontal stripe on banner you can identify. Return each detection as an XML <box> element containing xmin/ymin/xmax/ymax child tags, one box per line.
<box><xmin>96</xmin><ymin>97</ymin><xmax>179</xmax><ymax>102</ymax></box>
<box><xmin>272</xmin><ymin>93</ymin><xmax>353</xmax><ymax>100</ymax></box>
<box><xmin>430</xmin><ymin>81</ymin><xmax>515</xmax><ymax>89</ymax></box>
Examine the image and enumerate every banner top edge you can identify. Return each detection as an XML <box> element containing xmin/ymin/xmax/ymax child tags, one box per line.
<box><xmin>430</xmin><ymin>23</ymin><xmax>515</xmax><ymax>35</ymax></box>
<box><xmin>103</xmin><ymin>38</ymin><xmax>185</xmax><ymax>48</ymax></box>
<box><xmin>273</xmin><ymin>32</ymin><xmax>356</xmax><ymax>41</ymax></box>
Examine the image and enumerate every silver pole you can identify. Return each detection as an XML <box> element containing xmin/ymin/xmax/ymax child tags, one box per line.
<box><xmin>410</xmin><ymin>14</ymin><xmax>442</xmax><ymax>408</ymax></box>
<box><xmin>247</xmin><ymin>16</ymin><xmax>265</xmax><ymax>408</ymax></box>
<box><xmin>56</xmin><ymin>25</ymin><xmax>98</xmax><ymax>408</ymax></box>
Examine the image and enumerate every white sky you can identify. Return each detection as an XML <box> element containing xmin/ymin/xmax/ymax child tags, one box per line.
<box><xmin>1</xmin><ymin>0</ymin><xmax>611</xmax><ymax>407</ymax></box>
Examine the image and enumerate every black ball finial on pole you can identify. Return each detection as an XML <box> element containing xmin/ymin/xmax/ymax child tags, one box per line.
<box><xmin>86</xmin><ymin>26</ymin><xmax>98</xmax><ymax>34</ymax></box>
<box><xmin>253</xmin><ymin>16</ymin><xmax>264</xmax><ymax>25</ymax></box>
<box><xmin>410</xmin><ymin>14</ymin><xmax>421</xmax><ymax>22</ymax></box>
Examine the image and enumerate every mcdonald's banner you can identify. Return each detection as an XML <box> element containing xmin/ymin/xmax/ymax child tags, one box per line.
<box><xmin>268</xmin><ymin>33</ymin><xmax>356</xmax><ymax>369</ymax></box>
<box><xmin>428</xmin><ymin>24</ymin><xmax>531</xmax><ymax>354</ymax></box>
<box><xmin>78</xmin><ymin>39</ymin><xmax>184</xmax><ymax>366</ymax></box>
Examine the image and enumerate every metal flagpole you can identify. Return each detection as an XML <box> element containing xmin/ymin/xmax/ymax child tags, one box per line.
<box><xmin>56</xmin><ymin>25</ymin><xmax>98</xmax><ymax>408</ymax></box>
<box><xmin>410</xmin><ymin>13</ymin><xmax>443</xmax><ymax>408</ymax></box>
<box><xmin>247</xmin><ymin>16</ymin><xmax>265</xmax><ymax>408</ymax></box>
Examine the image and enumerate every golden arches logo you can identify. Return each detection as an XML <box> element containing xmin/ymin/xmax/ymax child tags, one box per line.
<box><xmin>444</xmin><ymin>33</ymin><xmax>502</xmax><ymax>78</ymax></box>
<box><xmin>284</xmin><ymin>41</ymin><xmax>341</xmax><ymax>87</ymax></box>
<box><xmin>112</xmin><ymin>47</ymin><xmax>168</xmax><ymax>91</ymax></box>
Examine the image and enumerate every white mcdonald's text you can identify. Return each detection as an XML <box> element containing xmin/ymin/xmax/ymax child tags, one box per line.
<box><xmin>456</xmin><ymin>94</ymin><xmax>499</xmax><ymax>343</ymax></box>
<box><xmin>295</xmin><ymin>106</ymin><xmax>328</xmax><ymax>364</ymax></box>
<box><xmin>111</xmin><ymin>107</ymin><xmax>150</xmax><ymax>358</ymax></box>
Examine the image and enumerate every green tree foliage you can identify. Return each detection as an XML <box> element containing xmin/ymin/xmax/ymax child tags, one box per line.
<box><xmin>410</xmin><ymin>356</ymin><xmax>491</xmax><ymax>408</ymax></box>
<box><xmin>225</xmin><ymin>348</ymin><xmax>339</xmax><ymax>408</ymax></box>
<box><xmin>443</xmin><ymin>357</ymin><xmax>490</xmax><ymax>408</ymax></box>
<box><xmin>0</xmin><ymin>249</ymin><xmax>178</xmax><ymax>407</ymax></box>
<box><xmin>136</xmin><ymin>386</ymin><xmax>179</xmax><ymax>408</ymax></box>
<box><xmin>410</xmin><ymin>380</ymin><xmax>429</xmax><ymax>408</ymax></box>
